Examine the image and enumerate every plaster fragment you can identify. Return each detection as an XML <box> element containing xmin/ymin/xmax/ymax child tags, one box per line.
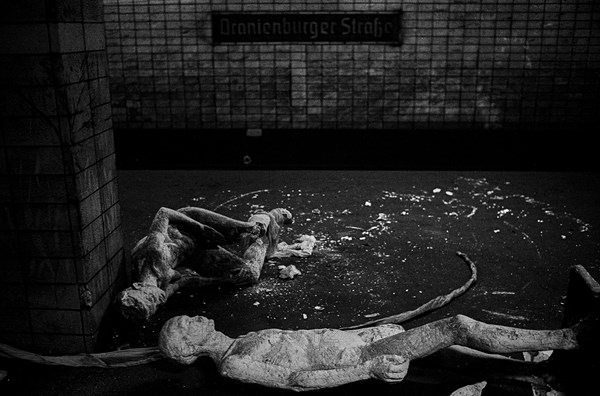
<box><xmin>279</xmin><ymin>265</ymin><xmax>301</xmax><ymax>279</ymax></box>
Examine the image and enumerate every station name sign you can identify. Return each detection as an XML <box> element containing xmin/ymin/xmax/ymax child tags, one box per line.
<box><xmin>212</xmin><ymin>13</ymin><xmax>401</xmax><ymax>43</ymax></box>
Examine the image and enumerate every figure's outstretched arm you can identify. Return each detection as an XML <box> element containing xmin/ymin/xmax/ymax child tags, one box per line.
<box><xmin>288</xmin><ymin>367</ymin><xmax>371</xmax><ymax>390</ymax></box>
<box><xmin>178</xmin><ymin>207</ymin><xmax>260</xmax><ymax>242</ymax></box>
<box><xmin>289</xmin><ymin>354</ymin><xmax>408</xmax><ymax>390</ymax></box>
<box><xmin>219</xmin><ymin>355</ymin><xmax>295</xmax><ymax>390</ymax></box>
<box><xmin>151</xmin><ymin>207</ymin><xmax>226</xmax><ymax>244</ymax></box>
<box><xmin>220</xmin><ymin>354</ymin><xmax>399</xmax><ymax>391</ymax></box>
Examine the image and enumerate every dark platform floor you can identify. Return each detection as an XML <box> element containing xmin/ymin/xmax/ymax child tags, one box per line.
<box><xmin>2</xmin><ymin>170</ymin><xmax>599</xmax><ymax>395</ymax></box>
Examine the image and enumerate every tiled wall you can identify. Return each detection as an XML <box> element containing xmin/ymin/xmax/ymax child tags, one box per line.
<box><xmin>0</xmin><ymin>0</ymin><xmax>125</xmax><ymax>354</ymax></box>
<box><xmin>104</xmin><ymin>0</ymin><xmax>600</xmax><ymax>130</ymax></box>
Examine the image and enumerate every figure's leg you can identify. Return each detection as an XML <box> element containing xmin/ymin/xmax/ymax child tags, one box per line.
<box><xmin>408</xmin><ymin>345</ymin><xmax>549</xmax><ymax>386</ymax></box>
<box><xmin>546</xmin><ymin>265</ymin><xmax>600</xmax><ymax>393</ymax></box>
<box><xmin>348</xmin><ymin>324</ymin><xmax>405</xmax><ymax>343</ymax></box>
<box><xmin>178</xmin><ymin>207</ymin><xmax>260</xmax><ymax>242</ymax></box>
<box><xmin>352</xmin><ymin>324</ymin><xmax>550</xmax><ymax>384</ymax></box>
<box><xmin>364</xmin><ymin>314</ymin><xmax>579</xmax><ymax>361</ymax></box>
<box><xmin>192</xmin><ymin>246</ymin><xmax>262</xmax><ymax>285</ymax></box>
<box><xmin>191</xmin><ymin>209</ymin><xmax>292</xmax><ymax>284</ymax></box>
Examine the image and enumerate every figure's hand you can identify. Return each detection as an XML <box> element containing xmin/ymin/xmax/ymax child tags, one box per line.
<box><xmin>250</xmin><ymin>222</ymin><xmax>266</xmax><ymax>237</ymax></box>
<box><xmin>239</xmin><ymin>222</ymin><xmax>266</xmax><ymax>244</ymax></box>
<box><xmin>118</xmin><ymin>283</ymin><xmax>166</xmax><ymax>321</ymax></box>
<box><xmin>245</xmin><ymin>221</ymin><xmax>266</xmax><ymax>238</ymax></box>
<box><xmin>369</xmin><ymin>354</ymin><xmax>409</xmax><ymax>383</ymax></box>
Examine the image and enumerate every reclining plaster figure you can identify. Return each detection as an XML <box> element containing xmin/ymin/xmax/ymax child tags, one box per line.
<box><xmin>158</xmin><ymin>263</ymin><xmax>599</xmax><ymax>393</ymax></box>
<box><xmin>117</xmin><ymin>206</ymin><xmax>293</xmax><ymax>321</ymax></box>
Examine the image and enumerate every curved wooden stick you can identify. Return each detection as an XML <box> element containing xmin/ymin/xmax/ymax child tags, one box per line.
<box><xmin>341</xmin><ymin>251</ymin><xmax>477</xmax><ymax>330</ymax></box>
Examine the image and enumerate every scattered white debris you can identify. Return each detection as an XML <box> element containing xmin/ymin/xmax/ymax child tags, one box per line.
<box><xmin>346</xmin><ymin>226</ymin><xmax>364</xmax><ymax>231</ymax></box>
<box><xmin>482</xmin><ymin>309</ymin><xmax>528</xmax><ymax>321</ymax></box>
<box><xmin>400</xmin><ymin>210</ymin><xmax>409</xmax><ymax>216</ymax></box>
<box><xmin>433</xmin><ymin>188</ymin><xmax>441</xmax><ymax>193</ymax></box>
<box><xmin>497</xmin><ymin>209</ymin><xmax>511</xmax><ymax>217</ymax></box>
<box><xmin>364</xmin><ymin>313</ymin><xmax>380</xmax><ymax>318</ymax></box>
<box><xmin>376</xmin><ymin>213</ymin><xmax>389</xmax><ymax>221</ymax></box>
<box><xmin>274</xmin><ymin>235</ymin><xmax>317</xmax><ymax>258</ymax></box>
<box><xmin>364</xmin><ymin>200</ymin><xmax>372</xmax><ymax>207</ymax></box>
<box><xmin>465</xmin><ymin>206</ymin><xmax>478</xmax><ymax>218</ymax></box>
<box><xmin>341</xmin><ymin>209</ymin><xmax>351</xmax><ymax>214</ymax></box>
<box><xmin>383</xmin><ymin>190</ymin><xmax>399</xmax><ymax>198</ymax></box>
<box><xmin>340</xmin><ymin>236</ymin><xmax>353</xmax><ymax>241</ymax></box>
<box><xmin>279</xmin><ymin>265</ymin><xmax>301</xmax><ymax>279</ymax></box>
<box><xmin>491</xmin><ymin>291</ymin><xmax>516</xmax><ymax>295</ymax></box>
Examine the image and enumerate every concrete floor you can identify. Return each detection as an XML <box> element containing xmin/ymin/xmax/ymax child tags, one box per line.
<box><xmin>2</xmin><ymin>170</ymin><xmax>599</xmax><ymax>395</ymax></box>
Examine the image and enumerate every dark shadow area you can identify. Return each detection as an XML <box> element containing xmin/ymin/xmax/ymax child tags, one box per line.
<box><xmin>114</xmin><ymin>127</ymin><xmax>598</xmax><ymax>171</ymax></box>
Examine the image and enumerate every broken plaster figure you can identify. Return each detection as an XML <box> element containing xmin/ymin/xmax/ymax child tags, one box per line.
<box><xmin>159</xmin><ymin>265</ymin><xmax>600</xmax><ymax>393</ymax></box>
<box><xmin>159</xmin><ymin>314</ymin><xmax>587</xmax><ymax>392</ymax></box>
<box><xmin>117</xmin><ymin>207</ymin><xmax>293</xmax><ymax>321</ymax></box>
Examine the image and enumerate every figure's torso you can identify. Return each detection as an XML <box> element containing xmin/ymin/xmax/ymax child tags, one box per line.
<box><xmin>224</xmin><ymin>328</ymin><xmax>366</xmax><ymax>371</ymax></box>
<box><xmin>166</xmin><ymin>226</ymin><xmax>196</xmax><ymax>256</ymax></box>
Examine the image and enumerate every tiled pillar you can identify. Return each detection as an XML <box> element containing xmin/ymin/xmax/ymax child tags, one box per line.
<box><xmin>0</xmin><ymin>1</ymin><xmax>126</xmax><ymax>354</ymax></box>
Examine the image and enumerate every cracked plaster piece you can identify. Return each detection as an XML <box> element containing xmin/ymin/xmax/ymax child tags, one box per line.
<box><xmin>449</xmin><ymin>381</ymin><xmax>487</xmax><ymax>396</ymax></box>
<box><xmin>158</xmin><ymin>265</ymin><xmax>600</xmax><ymax>393</ymax></box>
<box><xmin>117</xmin><ymin>206</ymin><xmax>293</xmax><ymax>321</ymax></box>
<box><xmin>273</xmin><ymin>235</ymin><xmax>317</xmax><ymax>258</ymax></box>
<box><xmin>279</xmin><ymin>265</ymin><xmax>301</xmax><ymax>279</ymax></box>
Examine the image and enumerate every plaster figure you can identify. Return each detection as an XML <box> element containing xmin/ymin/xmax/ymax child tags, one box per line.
<box><xmin>158</xmin><ymin>265</ymin><xmax>599</xmax><ymax>393</ymax></box>
<box><xmin>117</xmin><ymin>206</ymin><xmax>293</xmax><ymax>321</ymax></box>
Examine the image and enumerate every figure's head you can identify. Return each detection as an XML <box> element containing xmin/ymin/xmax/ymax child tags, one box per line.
<box><xmin>117</xmin><ymin>283</ymin><xmax>166</xmax><ymax>322</ymax></box>
<box><xmin>270</xmin><ymin>208</ymin><xmax>294</xmax><ymax>225</ymax></box>
<box><xmin>158</xmin><ymin>315</ymin><xmax>217</xmax><ymax>364</ymax></box>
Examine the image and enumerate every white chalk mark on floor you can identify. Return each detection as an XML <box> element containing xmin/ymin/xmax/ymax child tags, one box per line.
<box><xmin>482</xmin><ymin>309</ymin><xmax>528</xmax><ymax>322</ymax></box>
<box><xmin>503</xmin><ymin>220</ymin><xmax>543</xmax><ymax>262</ymax></box>
<box><xmin>213</xmin><ymin>189</ymin><xmax>271</xmax><ymax>211</ymax></box>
